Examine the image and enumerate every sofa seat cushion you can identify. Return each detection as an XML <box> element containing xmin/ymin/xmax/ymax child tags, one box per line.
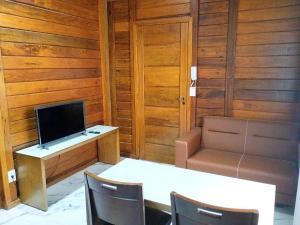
<box><xmin>187</xmin><ymin>149</ymin><xmax>243</xmax><ymax>177</ymax></box>
<box><xmin>238</xmin><ymin>155</ymin><xmax>298</xmax><ymax>195</ymax></box>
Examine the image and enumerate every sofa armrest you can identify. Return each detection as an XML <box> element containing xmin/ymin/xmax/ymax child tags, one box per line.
<box><xmin>175</xmin><ymin>127</ymin><xmax>202</xmax><ymax>168</ymax></box>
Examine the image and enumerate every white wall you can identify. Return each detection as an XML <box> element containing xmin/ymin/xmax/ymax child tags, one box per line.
<box><xmin>294</xmin><ymin>169</ymin><xmax>300</xmax><ymax>225</ymax></box>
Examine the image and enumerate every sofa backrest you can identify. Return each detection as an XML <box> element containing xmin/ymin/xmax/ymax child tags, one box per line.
<box><xmin>201</xmin><ymin>117</ymin><xmax>247</xmax><ymax>153</ymax></box>
<box><xmin>245</xmin><ymin>121</ymin><xmax>299</xmax><ymax>161</ymax></box>
<box><xmin>202</xmin><ymin>116</ymin><xmax>300</xmax><ymax>162</ymax></box>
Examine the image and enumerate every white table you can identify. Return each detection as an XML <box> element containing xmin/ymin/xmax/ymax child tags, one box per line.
<box><xmin>98</xmin><ymin>159</ymin><xmax>275</xmax><ymax>225</ymax></box>
<box><xmin>16</xmin><ymin>125</ymin><xmax>120</xmax><ymax>211</ymax></box>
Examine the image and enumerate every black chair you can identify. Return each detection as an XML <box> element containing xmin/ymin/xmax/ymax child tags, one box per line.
<box><xmin>170</xmin><ymin>191</ymin><xmax>259</xmax><ymax>225</ymax></box>
<box><xmin>84</xmin><ymin>171</ymin><xmax>171</xmax><ymax>225</ymax></box>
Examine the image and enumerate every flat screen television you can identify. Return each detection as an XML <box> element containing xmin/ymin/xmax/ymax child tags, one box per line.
<box><xmin>35</xmin><ymin>100</ymin><xmax>86</xmax><ymax>148</ymax></box>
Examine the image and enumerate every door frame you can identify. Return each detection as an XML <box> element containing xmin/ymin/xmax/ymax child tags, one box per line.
<box><xmin>133</xmin><ymin>16</ymin><xmax>193</xmax><ymax>159</ymax></box>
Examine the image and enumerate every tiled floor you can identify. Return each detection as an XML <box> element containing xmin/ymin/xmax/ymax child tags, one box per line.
<box><xmin>0</xmin><ymin>161</ymin><xmax>295</xmax><ymax>225</ymax></box>
<box><xmin>274</xmin><ymin>206</ymin><xmax>294</xmax><ymax>225</ymax></box>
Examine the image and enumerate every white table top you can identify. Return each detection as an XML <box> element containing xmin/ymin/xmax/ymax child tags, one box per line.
<box><xmin>100</xmin><ymin>159</ymin><xmax>276</xmax><ymax>225</ymax></box>
<box><xmin>16</xmin><ymin>125</ymin><xmax>118</xmax><ymax>159</ymax></box>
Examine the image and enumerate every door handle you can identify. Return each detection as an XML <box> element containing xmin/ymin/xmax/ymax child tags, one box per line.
<box><xmin>177</xmin><ymin>97</ymin><xmax>185</xmax><ymax>105</ymax></box>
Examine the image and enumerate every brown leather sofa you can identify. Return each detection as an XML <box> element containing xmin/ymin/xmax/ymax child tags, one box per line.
<box><xmin>175</xmin><ymin>116</ymin><xmax>300</xmax><ymax>205</ymax></box>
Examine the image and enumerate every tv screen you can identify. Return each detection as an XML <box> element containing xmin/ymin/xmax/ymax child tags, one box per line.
<box><xmin>35</xmin><ymin>101</ymin><xmax>86</xmax><ymax>147</ymax></box>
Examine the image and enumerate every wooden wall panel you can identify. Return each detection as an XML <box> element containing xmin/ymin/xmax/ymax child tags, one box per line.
<box><xmin>1</xmin><ymin>0</ymin><xmax>103</xmax><ymax>148</ymax></box>
<box><xmin>109</xmin><ymin>0</ymin><xmax>134</xmax><ymax>156</ymax></box>
<box><xmin>196</xmin><ymin>0</ymin><xmax>229</xmax><ymax>126</ymax></box>
<box><xmin>0</xmin><ymin>168</ymin><xmax>2</xmax><ymax>207</ymax></box>
<box><xmin>0</xmin><ymin>0</ymin><xmax>102</xmax><ymax>206</ymax></box>
<box><xmin>233</xmin><ymin>0</ymin><xmax>300</xmax><ymax>122</ymax></box>
<box><xmin>105</xmin><ymin>0</ymin><xmax>300</xmax><ymax>165</ymax></box>
<box><xmin>109</xmin><ymin>0</ymin><xmax>194</xmax><ymax>157</ymax></box>
<box><xmin>196</xmin><ymin>0</ymin><xmax>300</xmax><ymax>124</ymax></box>
<box><xmin>136</xmin><ymin>0</ymin><xmax>191</xmax><ymax>19</ymax></box>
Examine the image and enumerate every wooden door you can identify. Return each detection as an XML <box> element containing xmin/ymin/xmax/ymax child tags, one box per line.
<box><xmin>134</xmin><ymin>18</ymin><xmax>192</xmax><ymax>164</ymax></box>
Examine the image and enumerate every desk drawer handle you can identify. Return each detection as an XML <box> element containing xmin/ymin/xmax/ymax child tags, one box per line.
<box><xmin>102</xmin><ymin>184</ymin><xmax>117</xmax><ymax>191</ymax></box>
<box><xmin>197</xmin><ymin>208</ymin><xmax>223</xmax><ymax>218</ymax></box>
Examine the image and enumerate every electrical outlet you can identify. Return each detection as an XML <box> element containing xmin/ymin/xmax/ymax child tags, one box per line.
<box><xmin>8</xmin><ymin>169</ymin><xmax>16</xmax><ymax>183</ymax></box>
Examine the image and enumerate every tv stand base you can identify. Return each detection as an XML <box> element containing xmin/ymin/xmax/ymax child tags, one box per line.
<box><xmin>15</xmin><ymin>125</ymin><xmax>120</xmax><ymax>211</ymax></box>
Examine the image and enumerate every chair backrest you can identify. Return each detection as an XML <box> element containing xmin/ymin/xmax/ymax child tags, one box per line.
<box><xmin>85</xmin><ymin>171</ymin><xmax>145</xmax><ymax>225</ymax></box>
<box><xmin>170</xmin><ymin>192</ymin><xmax>259</xmax><ymax>225</ymax></box>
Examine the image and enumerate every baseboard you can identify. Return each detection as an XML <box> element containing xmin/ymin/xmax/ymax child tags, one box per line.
<box><xmin>5</xmin><ymin>198</ymin><xmax>21</xmax><ymax>210</ymax></box>
<box><xmin>121</xmin><ymin>152</ymin><xmax>139</xmax><ymax>159</ymax></box>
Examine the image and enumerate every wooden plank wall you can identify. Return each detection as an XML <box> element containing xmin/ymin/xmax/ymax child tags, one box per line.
<box><xmin>0</xmin><ymin>167</ymin><xmax>2</xmax><ymax>207</ymax></box>
<box><xmin>0</xmin><ymin>0</ymin><xmax>299</xmax><ymax>206</ymax></box>
<box><xmin>0</xmin><ymin>0</ymin><xmax>103</xmax><ymax>206</ymax></box>
<box><xmin>233</xmin><ymin>0</ymin><xmax>300</xmax><ymax>122</ymax></box>
<box><xmin>109</xmin><ymin>0</ymin><xmax>134</xmax><ymax>155</ymax></box>
<box><xmin>109</xmin><ymin>0</ymin><xmax>300</xmax><ymax>159</ymax></box>
<box><xmin>109</xmin><ymin>0</ymin><xmax>192</xmax><ymax>156</ymax></box>
<box><xmin>197</xmin><ymin>0</ymin><xmax>300</xmax><ymax>125</ymax></box>
<box><xmin>136</xmin><ymin>0</ymin><xmax>191</xmax><ymax>19</ymax></box>
<box><xmin>197</xmin><ymin>0</ymin><xmax>229</xmax><ymax>125</ymax></box>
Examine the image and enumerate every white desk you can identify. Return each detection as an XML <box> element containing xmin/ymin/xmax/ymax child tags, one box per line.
<box><xmin>98</xmin><ymin>159</ymin><xmax>276</xmax><ymax>225</ymax></box>
<box><xmin>16</xmin><ymin>125</ymin><xmax>120</xmax><ymax>211</ymax></box>
<box><xmin>16</xmin><ymin>125</ymin><xmax>118</xmax><ymax>159</ymax></box>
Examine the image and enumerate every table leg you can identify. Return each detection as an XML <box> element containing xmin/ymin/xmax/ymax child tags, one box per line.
<box><xmin>97</xmin><ymin>130</ymin><xmax>120</xmax><ymax>164</ymax></box>
<box><xmin>16</xmin><ymin>155</ymin><xmax>48</xmax><ymax>211</ymax></box>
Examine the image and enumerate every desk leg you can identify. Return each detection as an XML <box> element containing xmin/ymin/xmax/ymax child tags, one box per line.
<box><xmin>97</xmin><ymin>130</ymin><xmax>120</xmax><ymax>164</ymax></box>
<box><xmin>16</xmin><ymin>155</ymin><xmax>48</xmax><ymax>211</ymax></box>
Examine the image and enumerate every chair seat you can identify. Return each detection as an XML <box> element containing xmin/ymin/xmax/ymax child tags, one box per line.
<box><xmin>238</xmin><ymin>155</ymin><xmax>298</xmax><ymax>195</ymax></box>
<box><xmin>145</xmin><ymin>207</ymin><xmax>171</xmax><ymax>225</ymax></box>
<box><xmin>187</xmin><ymin>149</ymin><xmax>242</xmax><ymax>177</ymax></box>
